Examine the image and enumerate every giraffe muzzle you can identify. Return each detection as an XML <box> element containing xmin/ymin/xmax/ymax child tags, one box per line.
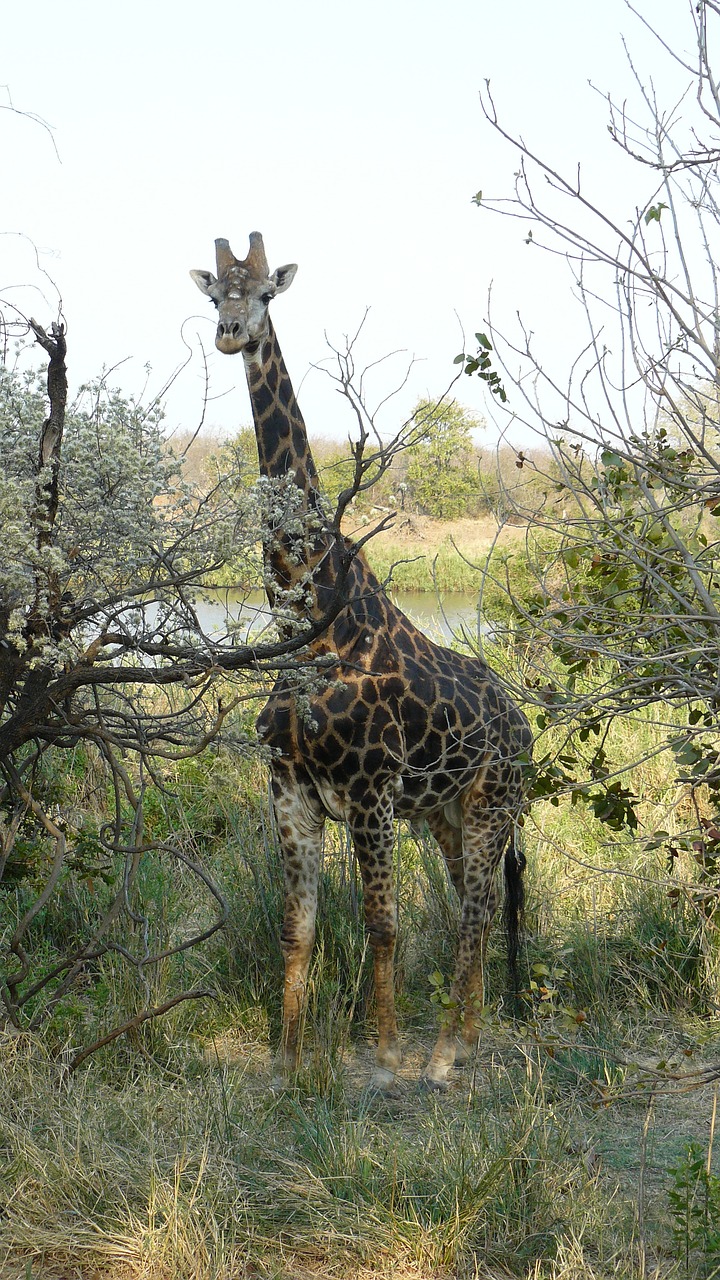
<box><xmin>216</xmin><ymin>320</ymin><xmax>248</xmax><ymax>355</ymax></box>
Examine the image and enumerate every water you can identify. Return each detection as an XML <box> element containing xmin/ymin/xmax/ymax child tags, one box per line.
<box><xmin>193</xmin><ymin>588</ymin><xmax>480</xmax><ymax>646</ymax></box>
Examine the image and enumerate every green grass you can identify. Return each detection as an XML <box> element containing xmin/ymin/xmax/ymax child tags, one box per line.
<box><xmin>363</xmin><ymin>536</ymin><xmax>543</xmax><ymax>616</ymax></box>
<box><xmin>211</xmin><ymin>510</ymin><xmax>548</xmax><ymax>607</ymax></box>
<box><xmin>364</xmin><ymin>536</ymin><xmax>484</xmax><ymax>594</ymax></box>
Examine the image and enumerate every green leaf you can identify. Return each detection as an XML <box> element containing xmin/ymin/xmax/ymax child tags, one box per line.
<box><xmin>601</xmin><ymin>449</ymin><xmax>624</xmax><ymax>468</ymax></box>
<box><xmin>644</xmin><ymin>202</ymin><xmax>668</xmax><ymax>224</ymax></box>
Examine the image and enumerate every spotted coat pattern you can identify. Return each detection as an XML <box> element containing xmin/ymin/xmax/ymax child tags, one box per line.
<box><xmin>191</xmin><ymin>234</ymin><xmax>532</xmax><ymax>1089</ymax></box>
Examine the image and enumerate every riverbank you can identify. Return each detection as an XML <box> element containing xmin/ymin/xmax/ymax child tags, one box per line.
<box><xmin>213</xmin><ymin>512</ymin><xmax>533</xmax><ymax>606</ymax></box>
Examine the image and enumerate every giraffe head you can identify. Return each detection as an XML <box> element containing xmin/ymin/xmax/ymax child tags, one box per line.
<box><xmin>190</xmin><ymin>233</ymin><xmax>298</xmax><ymax>356</ymax></box>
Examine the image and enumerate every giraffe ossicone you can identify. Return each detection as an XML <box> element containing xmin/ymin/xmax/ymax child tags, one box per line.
<box><xmin>191</xmin><ymin>233</ymin><xmax>533</xmax><ymax>1091</ymax></box>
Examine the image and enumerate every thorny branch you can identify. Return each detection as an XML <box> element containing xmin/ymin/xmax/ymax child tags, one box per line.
<box><xmin>315</xmin><ymin>319</ymin><xmax>463</xmax><ymax>530</ymax></box>
<box><xmin>463</xmin><ymin>0</ymin><xmax>720</xmax><ymax>974</ymax></box>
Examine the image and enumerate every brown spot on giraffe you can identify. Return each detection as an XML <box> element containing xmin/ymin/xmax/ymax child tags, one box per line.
<box><xmin>191</xmin><ymin>233</ymin><xmax>532</xmax><ymax>1091</ymax></box>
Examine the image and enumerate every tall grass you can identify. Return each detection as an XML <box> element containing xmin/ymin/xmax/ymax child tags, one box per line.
<box><xmin>2</xmin><ymin>1022</ymin><xmax>662</xmax><ymax>1280</ymax></box>
<box><xmin>3</xmin><ymin>689</ymin><xmax>720</xmax><ymax>1277</ymax></box>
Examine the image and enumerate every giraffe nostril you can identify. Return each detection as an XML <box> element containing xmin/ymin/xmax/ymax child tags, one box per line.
<box><xmin>216</xmin><ymin>319</ymin><xmax>248</xmax><ymax>353</ymax></box>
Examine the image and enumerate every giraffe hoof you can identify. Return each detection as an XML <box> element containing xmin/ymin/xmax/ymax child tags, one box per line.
<box><xmin>366</xmin><ymin>1082</ymin><xmax>404</xmax><ymax>1101</ymax></box>
<box><xmin>418</xmin><ymin>1074</ymin><xmax>450</xmax><ymax>1094</ymax></box>
<box><xmin>367</xmin><ymin>1067</ymin><xmax>402</xmax><ymax>1096</ymax></box>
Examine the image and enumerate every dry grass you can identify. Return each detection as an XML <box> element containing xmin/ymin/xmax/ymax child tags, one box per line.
<box><xmin>351</xmin><ymin>513</ymin><xmax>524</xmax><ymax>554</ymax></box>
<box><xmin>2</xmin><ymin>1000</ymin><xmax>719</xmax><ymax>1280</ymax></box>
<box><xmin>3</xmin><ymin>697</ymin><xmax>720</xmax><ymax>1280</ymax></box>
<box><xmin>351</xmin><ymin>514</ymin><xmax>526</xmax><ymax>592</ymax></box>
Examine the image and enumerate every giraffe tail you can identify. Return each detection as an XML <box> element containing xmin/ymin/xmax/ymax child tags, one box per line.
<box><xmin>503</xmin><ymin>837</ymin><xmax>526</xmax><ymax>1012</ymax></box>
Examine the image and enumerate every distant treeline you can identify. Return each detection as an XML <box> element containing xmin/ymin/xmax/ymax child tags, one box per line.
<box><xmin>173</xmin><ymin>398</ymin><xmax>556</xmax><ymax>523</ymax></box>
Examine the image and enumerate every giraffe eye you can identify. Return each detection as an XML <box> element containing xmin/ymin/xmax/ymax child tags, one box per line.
<box><xmin>261</xmin><ymin>292</ymin><xmax>273</xmax><ymax>305</ymax></box>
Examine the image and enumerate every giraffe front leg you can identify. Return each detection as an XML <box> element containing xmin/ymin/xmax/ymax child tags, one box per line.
<box><xmin>366</xmin><ymin>907</ymin><xmax>401</xmax><ymax>1092</ymax></box>
<box><xmin>351</xmin><ymin>804</ymin><xmax>402</xmax><ymax>1092</ymax></box>
<box><xmin>269</xmin><ymin>765</ymin><xmax>324</xmax><ymax>1087</ymax></box>
<box><xmin>276</xmin><ymin>886</ymin><xmax>318</xmax><ymax>1083</ymax></box>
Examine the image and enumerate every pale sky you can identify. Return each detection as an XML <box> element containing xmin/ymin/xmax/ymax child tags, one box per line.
<box><xmin>2</xmin><ymin>0</ymin><xmax>689</xmax><ymax>448</ymax></box>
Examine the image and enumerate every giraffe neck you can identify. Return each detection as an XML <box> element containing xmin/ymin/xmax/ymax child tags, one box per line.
<box><xmin>242</xmin><ymin>319</ymin><xmax>391</xmax><ymax>650</ymax></box>
<box><xmin>243</xmin><ymin>318</ymin><xmax>337</xmax><ymax>610</ymax></box>
<box><xmin>244</xmin><ymin>318</ymin><xmax>320</xmax><ymax>500</ymax></box>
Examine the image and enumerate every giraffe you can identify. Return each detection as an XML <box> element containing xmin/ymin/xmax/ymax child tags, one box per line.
<box><xmin>190</xmin><ymin>233</ymin><xmax>532</xmax><ymax>1091</ymax></box>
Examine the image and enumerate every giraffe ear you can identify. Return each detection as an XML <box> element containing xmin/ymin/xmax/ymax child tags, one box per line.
<box><xmin>271</xmin><ymin>264</ymin><xmax>298</xmax><ymax>294</ymax></box>
<box><xmin>190</xmin><ymin>269</ymin><xmax>217</xmax><ymax>295</ymax></box>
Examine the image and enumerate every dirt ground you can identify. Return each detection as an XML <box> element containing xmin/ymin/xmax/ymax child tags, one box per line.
<box><xmin>347</xmin><ymin>511</ymin><xmax>525</xmax><ymax>555</ymax></box>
